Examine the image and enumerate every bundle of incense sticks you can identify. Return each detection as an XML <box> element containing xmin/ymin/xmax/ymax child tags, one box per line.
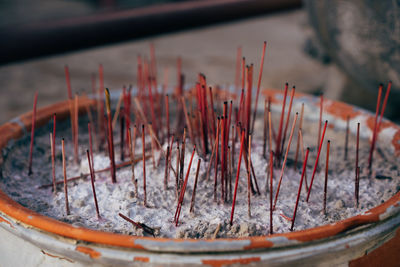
<box><xmin>30</xmin><ymin>43</ymin><xmax>392</xmax><ymax>234</ymax></box>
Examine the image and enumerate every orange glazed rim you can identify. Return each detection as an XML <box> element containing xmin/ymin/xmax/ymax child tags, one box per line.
<box><xmin>0</xmin><ymin>90</ymin><xmax>399</xmax><ymax>253</ymax></box>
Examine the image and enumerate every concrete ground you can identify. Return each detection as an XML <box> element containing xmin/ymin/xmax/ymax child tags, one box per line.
<box><xmin>0</xmin><ymin>9</ymin><xmax>348</xmax><ymax>124</ymax></box>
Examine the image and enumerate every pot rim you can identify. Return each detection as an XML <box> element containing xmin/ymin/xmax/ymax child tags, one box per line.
<box><xmin>0</xmin><ymin>89</ymin><xmax>399</xmax><ymax>253</ymax></box>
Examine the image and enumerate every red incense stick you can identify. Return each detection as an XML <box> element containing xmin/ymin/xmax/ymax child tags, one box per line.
<box><xmin>87</xmin><ymin>150</ymin><xmax>100</xmax><ymax>218</ymax></box>
<box><xmin>323</xmin><ymin>141</ymin><xmax>330</xmax><ymax>214</ymax></box>
<box><xmin>369</xmin><ymin>82</ymin><xmax>391</xmax><ymax>169</ymax></box>
<box><xmin>61</xmin><ymin>138</ymin><xmax>70</xmax><ymax>215</ymax></box>
<box><xmin>290</xmin><ymin>147</ymin><xmax>310</xmax><ymax>231</ymax></box>
<box><xmin>28</xmin><ymin>91</ymin><xmax>38</xmax><ymax>176</ymax></box>
<box><xmin>251</xmin><ymin>41</ymin><xmax>267</xmax><ymax>133</ymax></box>
<box><xmin>230</xmin><ymin>129</ymin><xmax>245</xmax><ymax>225</ymax></box>
<box><xmin>306</xmin><ymin>120</ymin><xmax>328</xmax><ymax>202</ymax></box>
<box><xmin>214</xmin><ymin>117</ymin><xmax>221</xmax><ymax>202</ymax></box>
<box><xmin>368</xmin><ymin>84</ymin><xmax>382</xmax><ymax>170</ymax></box>
<box><xmin>165</xmin><ymin>94</ymin><xmax>170</xmax><ymax>143</ymax></box>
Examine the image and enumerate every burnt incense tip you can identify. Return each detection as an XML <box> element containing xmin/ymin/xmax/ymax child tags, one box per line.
<box><xmin>142</xmin><ymin>124</ymin><xmax>145</xmax><ymax>129</ymax></box>
<box><xmin>296</xmin><ymin>112</ymin><xmax>299</xmax><ymax>115</ymax></box>
<box><xmin>379</xmin><ymin>83</ymin><xmax>383</xmax><ymax>87</ymax></box>
<box><xmin>293</xmin><ymin>86</ymin><xmax>296</xmax><ymax>89</ymax></box>
<box><xmin>285</xmin><ymin>82</ymin><xmax>288</xmax><ymax>86</ymax></box>
<box><xmin>224</xmin><ymin>101</ymin><xmax>228</xmax><ymax>104</ymax></box>
<box><xmin>105</xmin><ymin>88</ymin><xmax>111</xmax><ymax>113</ymax></box>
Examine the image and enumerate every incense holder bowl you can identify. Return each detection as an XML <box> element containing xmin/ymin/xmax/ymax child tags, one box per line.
<box><xmin>0</xmin><ymin>90</ymin><xmax>399</xmax><ymax>266</ymax></box>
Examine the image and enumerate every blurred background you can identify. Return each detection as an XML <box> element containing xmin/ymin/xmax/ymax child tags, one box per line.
<box><xmin>0</xmin><ymin>0</ymin><xmax>399</xmax><ymax>123</ymax></box>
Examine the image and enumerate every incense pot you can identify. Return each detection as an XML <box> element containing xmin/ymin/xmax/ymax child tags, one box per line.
<box><xmin>0</xmin><ymin>90</ymin><xmax>399</xmax><ymax>266</ymax></box>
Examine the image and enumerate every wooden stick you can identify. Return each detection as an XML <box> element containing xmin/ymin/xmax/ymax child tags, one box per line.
<box><xmin>317</xmin><ymin>94</ymin><xmax>323</xmax><ymax>149</ymax></box>
<box><xmin>128</xmin><ymin>127</ymin><xmax>136</xmax><ymax>184</ymax></box>
<box><xmin>190</xmin><ymin>158</ymin><xmax>201</xmax><ymax>213</ymax></box>
<box><xmin>87</xmin><ymin>150</ymin><xmax>100</xmax><ymax>218</ymax></box>
<box><xmin>275</xmin><ymin>83</ymin><xmax>288</xmax><ymax>164</ymax></box>
<box><xmin>247</xmin><ymin>134</ymin><xmax>252</xmax><ymax>218</ymax></box>
<box><xmin>228</xmin><ymin>146</ymin><xmax>233</xmax><ymax>202</ymax></box>
<box><xmin>174</xmin><ymin>146</ymin><xmax>196</xmax><ymax>226</ymax></box>
<box><xmin>120</xmin><ymin>107</ymin><xmax>125</xmax><ymax>162</ymax></box>
<box><xmin>88</xmin><ymin>123</ymin><xmax>95</xmax><ymax>179</ymax></box>
<box><xmin>356</xmin><ymin>166</ymin><xmax>360</xmax><ymax>208</ymax></box>
<box><xmin>290</xmin><ymin>147</ymin><xmax>310</xmax><ymax>231</ymax></box>
<box><xmin>230</xmin><ymin>129</ymin><xmax>245</xmax><ymax>225</ymax></box>
<box><xmin>281</xmin><ymin>86</ymin><xmax>295</xmax><ymax>154</ymax></box>
<box><xmin>51</xmin><ymin>113</ymin><xmax>56</xmax><ymax>192</ymax></box>
<box><xmin>251</xmin><ymin>41</ymin><xmax>267</xmax><ymax>133</ymax></box>
<box><xmin>105</xmin><ymin>89</ymin><xmax>117</xmax><ymax>183</ymax></box>
<box><xmin>323</xmin><ymin>141</ymin><xmax>330</xmax><ymax>214</ymax></box>
<box><xmin>142</xmin><ymin>124</ymin><xmax>147</xmax><ymax>206</ymax></box>
<box><xmin>294</xmin><ymin>103</ymin><xmax>304</xmax><ymax>169</ymax></box>
<box><xmin>28</xmin><ymin>91</ymin><xmax>38</xmax><ymax>175</ymax></box>
<box><xmin>164</xmin><ymin>146</ymin><xmax>170</xmax><ymax>190</ymax></box>
<box><xmin>273</xmin><ymin>112</ymin><xmax>298</xmax><ymax>209</ymax></box>
<box><xmin>73</xmin><ymin>94</ymin><xmax>79</xmax><ymax>164</ymax></box>
<box><xmin>306</xmin><ymin>120</ymin><xmax>328</xmax><ymax>202</ymax></box>
<box><xmin>61</xmin><ymin>138</ymin><xmax>70</xmax><ymax>215</ymax></box>
<box><xmin>112</xmin><ymin>91</ymin><xmax>124</xmax><ymax>128</ymax></box>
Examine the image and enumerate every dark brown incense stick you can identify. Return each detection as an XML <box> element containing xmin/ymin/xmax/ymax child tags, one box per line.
<box><xmin>290</xmin><ymin>147</ymin><xmax>310</xmax><ymax>231</ymax></box>
<box><xmin>190</xmin><ymin>158</ymin><xmax>201</xmax><ymax>213</ymax></box>
<box><xmin>28</xmin><ymin>91</ymin><xmax>38</xmax><ymax>175</ymax></box>
<box><xmin>324</xmin><ymin>141</ymin><xmax>330</xmax><ymax>214</ymax></box>
<box><xmin>343</xmin><ymin>116</ymin><xmax>350</xmax><ymax>161</ymax></box>
<box><xmin>355</xmin><ymin>122</ymin><xmax>360</xmax><ymax>207</ymax></box>
<box><xmin>87</xmin><ymin>150</ymin><xmax>100</xmax><ymax>218</ymax></box>
<box><xmin>61</xmin><ymin>138</ymin><xmax>70</xmax><ymax>215</ymax></box>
